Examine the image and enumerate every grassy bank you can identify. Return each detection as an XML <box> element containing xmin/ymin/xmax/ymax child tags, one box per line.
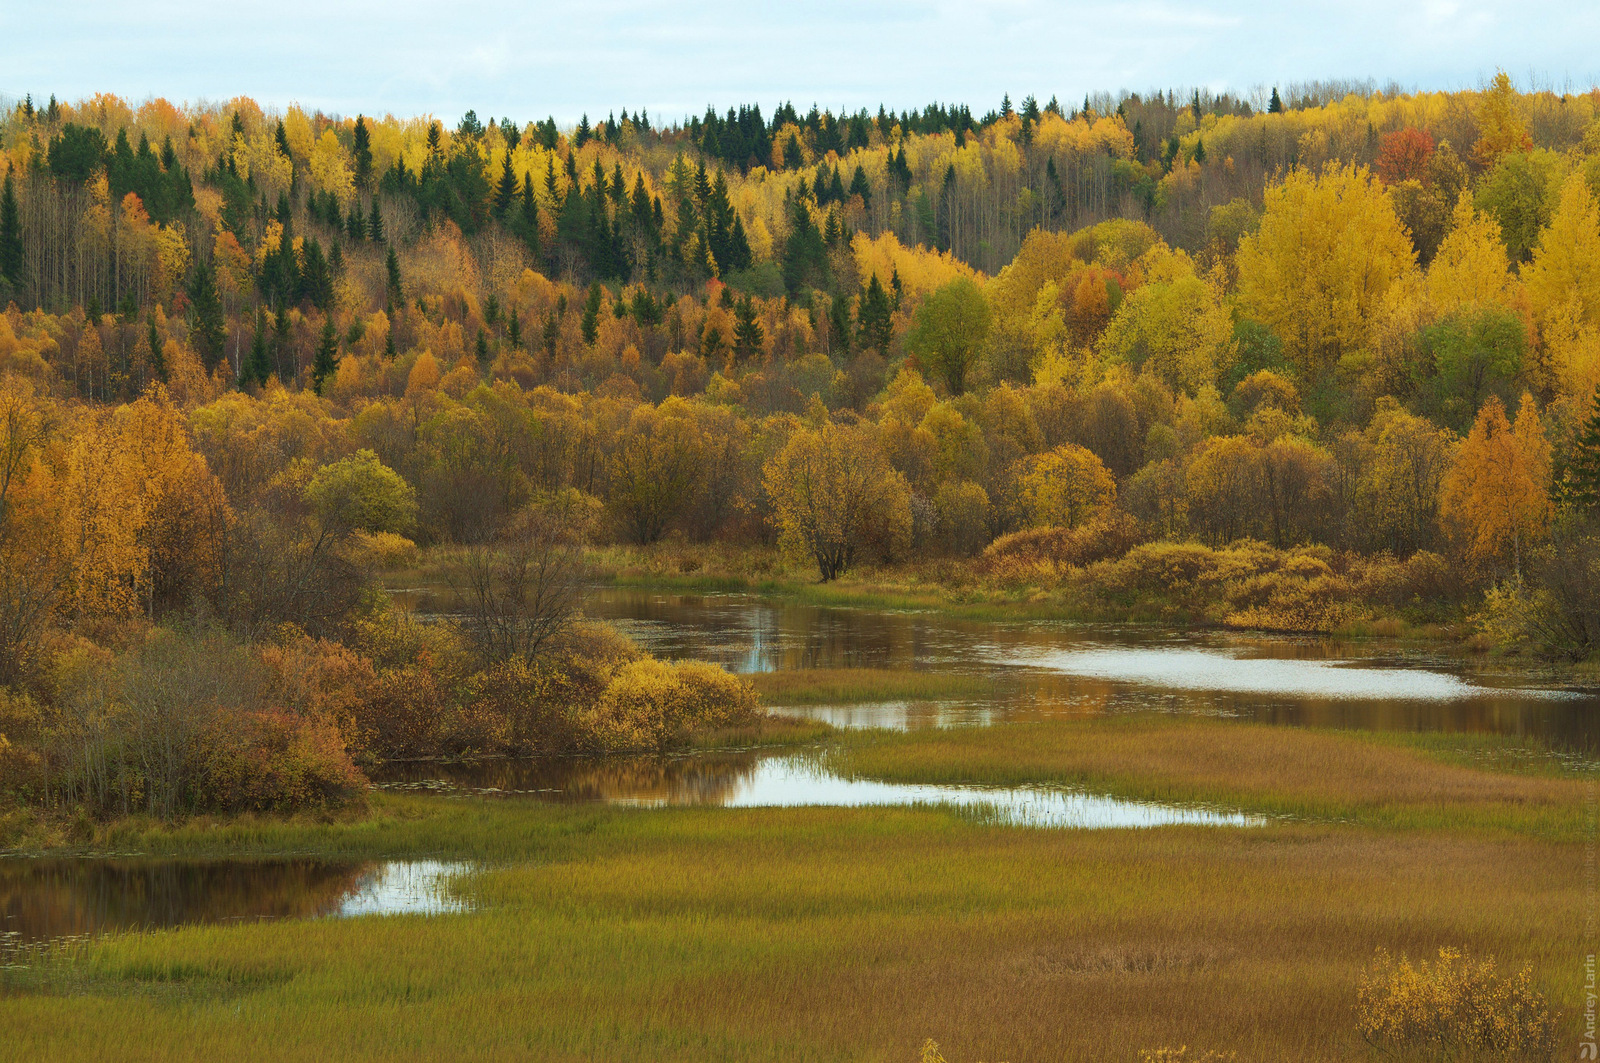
<box><xmin>748</xmin><ymin>668</ymin><xmax>998</xmax><ymax>705</ymax></box>
<box><xmin>832</xmin><ymin>717</ymin><xmax>1593</xmax><ymax>840</ymax></box>
<box><xmin>2</xmin><ymin>791</ymin><xmax>1585</xmax><ymax>1063</ymax></box>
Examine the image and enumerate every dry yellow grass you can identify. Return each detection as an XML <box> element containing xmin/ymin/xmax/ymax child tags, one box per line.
<box><xmin>836</xmin><ymin>717</ymin><xmax>1590</xmax><ymax>838</ymax></box>
<box><xmin>0</xmin><ymin>798</ymin><xmax>1584</xmax><ymax>1063</ymax></box>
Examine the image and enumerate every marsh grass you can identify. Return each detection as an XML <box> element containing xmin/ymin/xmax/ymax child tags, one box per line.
<box><xmin>748</xmin><ymin>668</ymin><xmax>998</xmax><ymax>705</ymax></box>
<box><xmin>832</xmin><ymin>717</ymin><xmax>1591</xmax><ymax>840</ymax></box>
<box><xmin>0</xmin><ymin>797</ymin><xmax>1583</xmax><ymax>1063</ymax></box>
<box><xmin>0</xmin><ymin>718</ymin><xmax>1583</xmax><ymax>1061</ymax></box>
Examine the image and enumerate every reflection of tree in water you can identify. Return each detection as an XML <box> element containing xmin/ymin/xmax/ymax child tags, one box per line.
<box><xmin>375</xmin><ymin>751</ymin><xmax>765</xmax><ymax>806</ymax></box>
<box><xmin>0</xmin><ymin>859</ymin><xmax>372</xmax><ymax>944</ymax></box>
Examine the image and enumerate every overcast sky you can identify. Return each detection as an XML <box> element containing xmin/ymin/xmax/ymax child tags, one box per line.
<box><xmin>4</xmin><ymin>1</ymin><xmax>1597</xmax><ymax>125</ymax></box>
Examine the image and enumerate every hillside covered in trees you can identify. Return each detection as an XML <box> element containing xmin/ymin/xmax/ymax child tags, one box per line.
<box><xmin>1</xmin><ymin>70</ymin><xmax>1599</xmax><ymax>737</ymax></box>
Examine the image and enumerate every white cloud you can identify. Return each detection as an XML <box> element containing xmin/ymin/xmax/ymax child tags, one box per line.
<box><xmin>3</xmin><ymin>0</ymin><xmax>1596</xmax><ymax>123</ymax></box>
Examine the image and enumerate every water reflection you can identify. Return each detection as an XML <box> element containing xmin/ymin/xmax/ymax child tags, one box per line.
<box><xmin>372</xmin><ymin>752</ymin><xmax>1263</xmax><ymax>829</ymax></box>
<box><xmin>583</xmin><ymin>589</ymin><xmax>1600</xmax><ymax>750</ymax></box>
<box><xmin>0</xmin><ymin>858</ymin><xmax>468</xmax><ymax>945</ymax></box>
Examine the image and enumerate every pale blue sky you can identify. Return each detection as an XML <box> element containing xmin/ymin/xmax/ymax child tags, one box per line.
<box><xmin>4</xmin><ymin>0</ymin><xmax>1596</xmax><ymax>124</ymax></box>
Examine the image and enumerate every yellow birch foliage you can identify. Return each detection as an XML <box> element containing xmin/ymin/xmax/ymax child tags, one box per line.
<box><xmin>309</xmin><ymin>129</ymin><xmax>356</xmax><ymax>205</ymax></box>
<box><xmin>1522</xmin><ymin>173</ymin><xmax>1600</xmax><ymax>330</ymax></box>
<box><xmin>1018</xmin><ymin>443</ymin><xmax>1117</xmax><ymax>528</ymax></box>
<box><xmin>1236</xmin><ymin>164</ymin><xmax>1418</xmax><ymax>376</ymax></box>
<box><xmin>1426</xmin><ymin>194</ymin><xmax>1515</xmax><ymax>316</ymax></box>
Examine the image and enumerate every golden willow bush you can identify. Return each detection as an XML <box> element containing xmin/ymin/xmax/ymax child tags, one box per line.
<box><xmin>1357</xmin><ymin>947</ymin><xmax>1557</xmax><ymax>1061</ymax></box>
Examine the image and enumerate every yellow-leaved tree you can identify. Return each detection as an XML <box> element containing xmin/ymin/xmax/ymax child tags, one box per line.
<box><xmin>1426</xmin><ymin>194</ymin><xmax>1515</xmax><ymax>317</ymax></box>
<box><xmin>764</xmin><ymin>422</ymin><xmax>911</xmax><ymax>581</ymax></box>
<box><xmin>1440</xmin><ymin>393</ymin><xmax>1551</xmax><ymax>575</ymax></box>
<box><xmin>1236</xmin><ymin>164</ymin><xmax>1418</xmax><ymax>378</ymax></box>
<box><xmin>1018</xmin><ymin>443</ymin><xmax>1116</xmax><ymax>528</ymax></box>
<box><xmin>1522</xmin><ymin>173</ymin><xmax>1600</xmax><ymax>333</ymax></box>
<box><xmin>1097</xmin><ymin>246</ymin><xmax>1234</xmax><ymax>394</ymax></box>
<box><xmin>1472</xmin><ymin>71</ymin><xmax>1533</xmax><ymax>169</ymax></box>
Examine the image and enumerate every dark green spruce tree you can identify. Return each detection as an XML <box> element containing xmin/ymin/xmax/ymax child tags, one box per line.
<box><xmin>243</xmin><ymin>308</ymin><xmax>273</xmax><ymax>388</ymax></box>
<box><xmin>1566</xmin><ymin>385</ymin><xmax>1600</xmax><ymax>510</ymax></box>
<box><xmin>186</xmin><ymin>260</ymin><xmax>226</xmax><ymax>373</ymax></box>
<box><xmin>311</xmin><ymin>319</ymin><xmax>339</xmax><ymax>395</ymax></box>
<box><xmin>0</xmin><ymin>172</ymin><xmax>22</xmax><ymax>292</ymax></box>
<box><xmin>385</xmin><ymin>246</ymin><xmax>403</xmax><ymax>311</ymax></box>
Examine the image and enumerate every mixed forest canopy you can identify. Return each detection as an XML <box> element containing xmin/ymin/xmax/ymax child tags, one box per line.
<box><xmin>0</xmin><ymin>73</ymin><xmax>1599</xmax><ymax>684</ymax></box>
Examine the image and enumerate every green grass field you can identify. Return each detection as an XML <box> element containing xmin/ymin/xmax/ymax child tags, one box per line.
<box><xmin>1</xmin><ymin>713</ymin><xmax>1586</xmax><ymax>1063</ymax></box>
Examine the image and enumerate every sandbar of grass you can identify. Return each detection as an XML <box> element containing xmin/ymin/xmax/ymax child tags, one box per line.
<box><xmin>748</xmin><ymin>668</ymin><xmax>997</xmax><ymax>705</ymax></box>
<box><xmin>832</xmin><ymin>716</ymin><xmax>1591</xmax><ymax>840</ymax></box>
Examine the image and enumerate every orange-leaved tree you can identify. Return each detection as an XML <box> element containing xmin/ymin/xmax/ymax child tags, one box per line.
<box><xmin>1441</xmin><ymin>393</ymin><xmax>1551</xmax><ymax>575</ymax></box>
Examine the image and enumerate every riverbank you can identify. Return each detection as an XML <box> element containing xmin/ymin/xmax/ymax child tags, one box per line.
<box><xmin>0</xmin><ymin>716</ymin><xmax>1584</xmax><ymax>1062</ymax></box>
<box><xmin>389</xmin><ymin>541</ymin><xmax>1481</xmax><ymax>645</ymax></box>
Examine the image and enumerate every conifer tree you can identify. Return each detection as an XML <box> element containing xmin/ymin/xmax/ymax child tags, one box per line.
<box><xmin>732</xmin><ymin>295</ymin><xmax>764</xmax><ymax>364</ymax></box>
<box><xmin>1268</xmin><ymin>87</ymin><xmax>1284</xmax><ymax>114</ymax></box>
<box><xmin>385</xmin><ymin>246</ymin><xmax>403</xmax><ymax>311</ymax></box>
<box><xmin>243</xmin><ymin>307</ymin><xmax>273</xmax><ymax>388</ymax></box>
<box><xmin>312</xmin><ymin>319</ymin><xmax>339</xmax><ymax>395</ymax></box>
<box><xmin>186</xmin><ymin>259</ymin><xmax>226</xmax><ymax>372</ymax></box>
<box><xmin>0</xmin><ymin>172</ymin><xmax>22</xmax><ymax>290</ymax></box>
<box><xmin>856</xmin><ymin>274</ymin><xmax>894</xmax><ymax>357</ymax></box>
<box><xmin>848</xmin><ymin>163</ymin><xmax>871</xmax><ymax>207</ymax></box>
<box><xmin>475</xmin><ymin>328</ymin><xmax>490</xmax><ymax>364</ymax></box>
<box><xmin>494</xmin><ymin>152</ymin><xmax>518</xmax><ymax>217</ymax></box>
<box><xmin>507</xmin><ymin>307</ymin><xmax>522</xmax><ymax>348</ymax></box>
<box><xmin>367</xmin><ymin>199</ymin><xmax>384</xmax><ymax>243</ymax></box>
<box><xmin>581</xmin><ymin>283</ymin><xmax>602</xmax><ymax>345</ymax></box>
<box><xmin>353</xmin><ymin>117</ymin><xmax>373</xmax><ymax>191</ymax></box>
<box><xmin>1567</xmin><ymin>385</ymin><xmax>1600</xmax><ymax>510</ymax></box>
<box><xmin>383</xmin><ymin>323</ymin><xmax>396</xmax><ymax>359</ymax></box>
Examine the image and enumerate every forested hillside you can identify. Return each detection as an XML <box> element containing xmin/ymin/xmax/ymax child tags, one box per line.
<box><xmin>0</xmin><ymin>71</ymin><xmax>1599</xmax><ymax>693</ymax></box>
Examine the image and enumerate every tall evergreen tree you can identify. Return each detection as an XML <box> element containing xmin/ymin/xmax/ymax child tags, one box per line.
<box><xmin>1566</xmin><ymin>385</ymin><xmax>1600</xmax><ymax>510</ymax></box>
<box><xmin>353</xmin><ymin>117</ymin><xmax>373</xmax><ymax>191</ymax></box>
<box><xmin>580</xmin><ymin>283</ymin><xmax>603</xmax><ymax>345</ymax></box>
<box><xmin>367</xmin><ymin>198</ymin><xmax>384</xmax><ymax>243</ymax></box>
<box><xmin>494</xmin><ymin>152</ymin><xmax>518</xmax><ymax>217</ymax></box>
<box><xmin>385</xmin><ymin>246</ymin><xmax>403</xmax><ymax>310</ymax></box>
<box><xmin>243</xmin><ymin>308</ymin><xmax>272</xmax><ymax>388</ymax></box>
<box><xmin>311</xmin><ymin>319</ymin><xmax>339</xmax><ymax>395</ymax></box>
<box><xmin>856</xmin><ymin>274</ymin><xmax>894</xmax><ymax>357</ymax></box>
<box><xmin>1268</xmin><ymin>87</ymin><xmax>1284</xmax><ymax>114</ymax></box>
<box><xmin>186</xmin><ymin>260</ymin><xmax>226</xmax><ymax>372</ymax></box>
<box><xmin>732</xmin><ymin>295</ymin><xmax>764</xmax><ymax>364</ymax></box>
<box><xmin>0</xmin><ymin>172</ymin><xmax>22</xmax><ymax>290</ymax></box>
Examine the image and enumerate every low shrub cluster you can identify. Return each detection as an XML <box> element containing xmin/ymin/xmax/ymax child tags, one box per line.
<box><xmin>1357</xmin><ymin>947</ymin><xmax>1557</xmax><ymax>1061</ymax></box>
<box><xmin>975</xmin><ymin>512</ymin><xmax>1466</xmax><ymax>632</ymax></box>
<box><xmin>0</xmin><ymin>610</ymin><xmax>760</xmax><ymax>821</ymax></box>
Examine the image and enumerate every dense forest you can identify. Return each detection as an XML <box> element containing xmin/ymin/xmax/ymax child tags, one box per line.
<box><xmin>2</xmin><ymin>74</ymin><xmax>1600</xmax><ymax>817</ymax></box>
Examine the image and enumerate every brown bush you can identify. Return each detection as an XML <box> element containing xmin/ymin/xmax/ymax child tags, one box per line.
<box><xmin>981</xmin><ymin>509</ymin><xmax>1149</xmax><ymax>586</ymax></box>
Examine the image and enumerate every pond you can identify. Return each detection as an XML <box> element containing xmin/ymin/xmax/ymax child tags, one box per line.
<box><xmin>373</xmin><ymin>750</ymin><xmax>1265</xmax><ymax>829</ymax></box>
<box><xmin>583</xmin><ymin>588</ymin><xmax>1600</xmax><ymax>751</ymax></box>
<box><xmin>0</xmin><ymin>858</ymin><xmax>469</xmax><ymax>946</ymax></box>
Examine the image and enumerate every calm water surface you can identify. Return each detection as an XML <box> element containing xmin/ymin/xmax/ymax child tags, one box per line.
<box><xmin>8</xmin><ymin>586</ymin><xmax>1592</xmax><ymax>947</ymax></box>
<box><xmin>584</xmin><ymin>588</ymin><xmax>1600</xmax><ymax>750</ymax></box>
<box><xmin>0</xmin><ymin>858</ymin><xmax>469</xmax><ymax>946</ymax></box>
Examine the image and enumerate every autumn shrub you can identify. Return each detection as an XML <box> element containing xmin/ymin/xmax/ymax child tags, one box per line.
<box><xmin>17</xmin><ymin>629</ymin><xmax>367</xmax><ymax>818</ymax></box>
<box><xmin>983</xmin><ymin>509</ymin><xmax>1148</xmax><ymax>581</ymax></box>
<box><xmin>343</xmin><ymin>530</ymin><xmax>420</xmax><ymax>570</ymax></box>
<box><xmin>1356</xmin><ymin>947</ymin><xmax>1556</xmax><ymax>1061</ymax></box>
<box><xmin>202</xmin><ymin>709</ymin><xmax>367</xmax><ymax>813</ymax></box>
<box><xmin>582</xmin><ymin>658</ymin><xmax>761</xmax><ymax>753</ymax></box>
